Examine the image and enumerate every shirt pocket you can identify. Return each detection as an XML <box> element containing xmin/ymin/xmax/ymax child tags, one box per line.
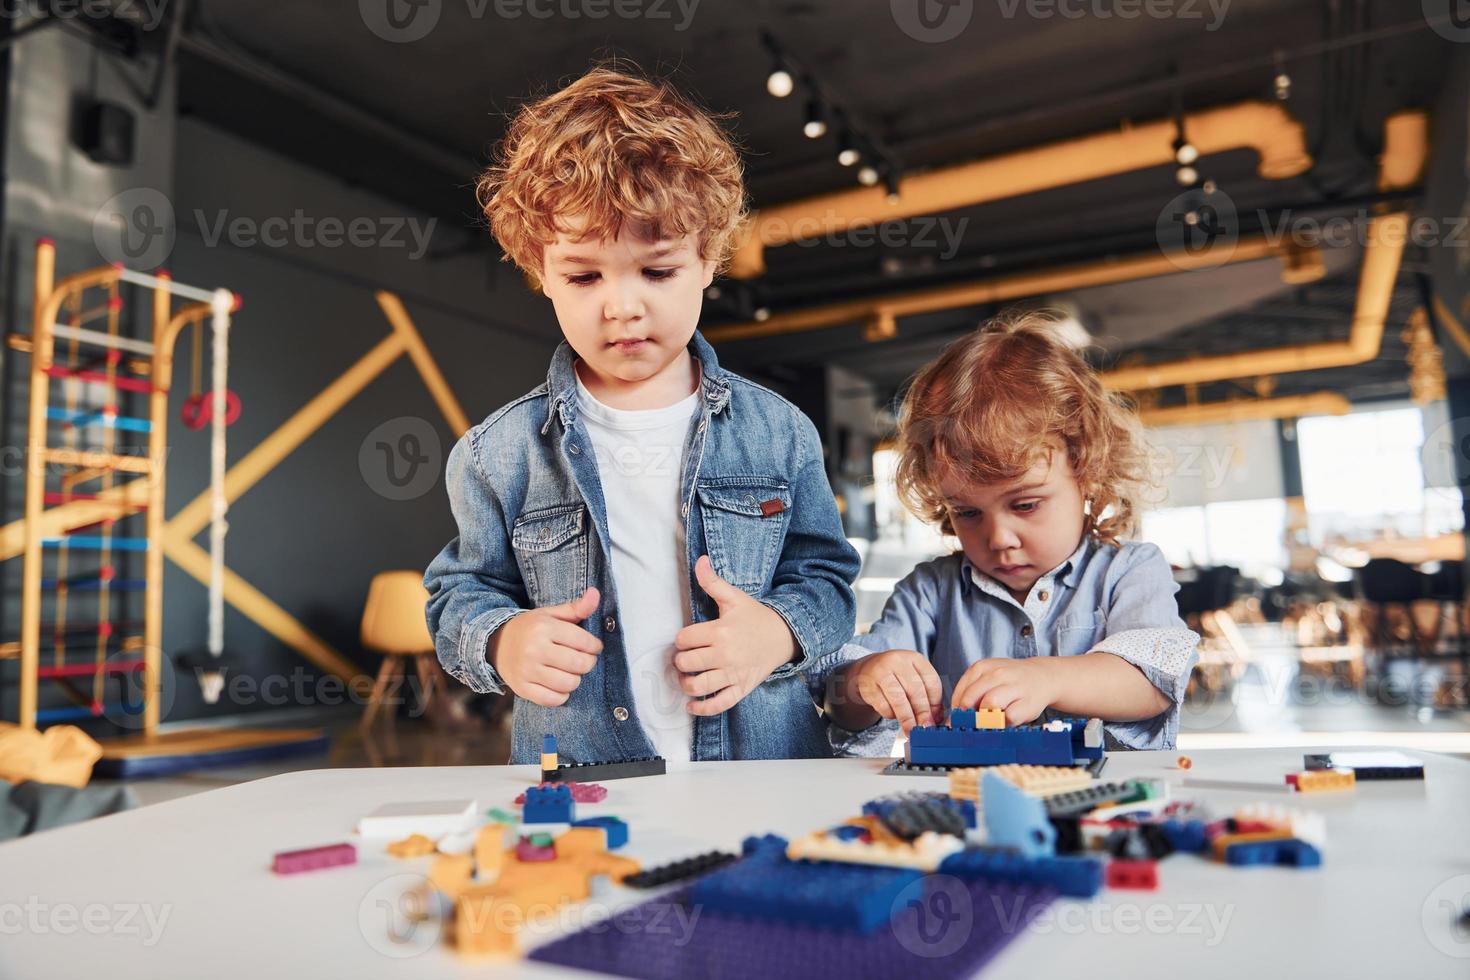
<box><xmin>511</xmin><ymin>503</ymin><xmax>590</xmax><ymax>609</ymax></box>
<box><xmin>696</xmin><ymin>478</ymin><xmax>792</xmax><ymax>595</ymax></box>
<box><xmin>1053</xmin><ymin>607</ymin><xmax>1103</xmax><ymax>658</ymax></box>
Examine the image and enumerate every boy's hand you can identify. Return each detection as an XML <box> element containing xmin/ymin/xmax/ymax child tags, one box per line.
<box><xmin>489</xmin><ymin>587</ymin><xmax>603</xmax><ymax>707</ymax></box>
<box><xmin>673</xmin><ymin>556</ymin><xmax>798</xmax><ymax>716</ymax></box>
<box><xmin>951</xmin><ymin>657</ymin><xmax>1059</xmax><ymax>726</ymax></box>
<box><xmin>837</xmin><ymin>649</ymin><xmax>944</xmax><ymax>735</ymax></box>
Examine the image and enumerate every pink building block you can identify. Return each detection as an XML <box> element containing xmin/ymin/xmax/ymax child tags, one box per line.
<box><xmin>514</xmin><ymin>781</ymin><xmax>608</xmax><ymax>804</ymax></box>
<box><xmin>272</xmin><ymin>842</ymin><xmax>357</xmax><ymax>875</ymax></box>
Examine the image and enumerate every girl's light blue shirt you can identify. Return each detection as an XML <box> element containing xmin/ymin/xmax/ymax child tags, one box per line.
<box><xmin>831</xmin><ymin>535</ymin><xmax>1199</xmax><ymax>753</ymax></box>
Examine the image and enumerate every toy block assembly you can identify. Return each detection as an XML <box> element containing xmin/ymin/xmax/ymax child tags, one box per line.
<box><xmin>787</xmin><ymin>828</ymin><xmax>964</xmax><ymax>871</ymax></box>
<box><xmin>1303</xmin><ymin>751</ymin><xmax>1423</xmax><ymax>780</ymax></box>
<box><xmin>951</xmin><ymin>763</ymin><xmax>1094</xmax><ymax>802</ymax></box>
<box><xmin>905</xmin><ymin>712</ymin><xmax>1103</xmax><ymax>768</ymax></box>
<box><xmin>573</xmin><ymin>816</ymin><xmax>629</xmax><ymax>849</ymax></box>
<box><xmin>862</xmin><ymin>793</ymin><xmax>973</xmax><ymax>838</ymax></box>
<box><xmin>515</xmin><ymin>781</ymin><xmax>608</xmax><ymax>804</ymax></box>
<box><xmin>938</xmin><ymin>846</ymin><xmax>1104</xmax><ymax>898</ymax></box>
<box><xmin>1043</xmin><ymin>781</ymin><xmax>1140</xmax><ymax>818</ymax></box>
<box><xmin>545</xmin><ymin>756</ymin><xmax>667</xmax><ymax>782</ymax></box>
<box><xmin>272</xmin><ymin>842</ymin><xmax>355</xmax><ymax>875</ymax></box>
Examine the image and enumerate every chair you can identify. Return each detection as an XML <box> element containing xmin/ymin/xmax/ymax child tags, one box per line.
<box><xmin>359</xmin><ymin>571</ymin><xmax>439</xmax><ymax>730</ymax></box>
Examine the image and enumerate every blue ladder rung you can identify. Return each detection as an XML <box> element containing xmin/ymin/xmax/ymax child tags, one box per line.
<box><xmin>41</xmin><ymin>536</ymin><xmax>150</xmax><ymax>551</ymax></box>
<box><xmin>46</xmin><ymin>407</ymin><xmax>153</xmax><ymax>433</ymax></box>
<box><xmin>35</xmin><ymin>702</ymin><xmax>142</xmax><ymax>724</ymax></box>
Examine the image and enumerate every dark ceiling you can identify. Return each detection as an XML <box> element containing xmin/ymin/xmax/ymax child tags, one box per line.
<box><xmin>158</xmin><ymin>0</ymin><xmax>1455</xmax><ymax>408</ymax></box>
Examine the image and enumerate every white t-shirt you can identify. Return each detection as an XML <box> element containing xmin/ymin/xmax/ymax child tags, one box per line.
<box><xmin>574</xmin><ymin>370</ymin><xmax>698</xmax><ymax>762</ymax></box>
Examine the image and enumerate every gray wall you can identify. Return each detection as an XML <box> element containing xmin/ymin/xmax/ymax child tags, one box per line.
<box><xmin>0</xmin><ymin>26</ymin><xmax>560</xmax><ymax>725</ymax></box>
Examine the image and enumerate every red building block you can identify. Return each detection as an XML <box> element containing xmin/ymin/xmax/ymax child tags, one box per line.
<box><xmin>1105</xmin><ymin>859</ymin><xmax>1158</xmax><ymax>890</ymax></box>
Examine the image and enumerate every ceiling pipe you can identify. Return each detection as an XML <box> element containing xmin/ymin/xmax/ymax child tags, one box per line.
<box><xmin>1102</xmin><ymin>111</ymin><xmax>1428</xmax><ymax>392</ymax></box>
<box><xmin>705</xmin><ymin>237</ymin><xmax>1285</xmax><ymax>344</ymax></box>
<box><xmin>1138</xmin><ymin>392</ymin><xmax>1350</xmax><ymax>428</ymax></box>
<box><xmin>729</xmin><ymin>100</ymin><xmax>1312</xmax><ymax>279</ymax></box>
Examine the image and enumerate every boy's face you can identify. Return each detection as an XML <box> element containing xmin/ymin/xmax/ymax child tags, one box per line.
<box><xmin>940</xmin><ymin>447</ymin><xmax>1087</xmax><ymax>603</ymax></box>
<box><xmin>541</xmin><ymin>218</ymin><xmax>716</xmax><ymax>401</ymax></box>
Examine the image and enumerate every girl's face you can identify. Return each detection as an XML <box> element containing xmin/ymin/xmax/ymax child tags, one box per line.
<box><xmin>941</xmin><ymin>447</ymin><xmax>1087</xmax><ymax>603</ymax></box>
<box><xmin>541</xmin><ymin>216</ymin><xmax>716</xmax><ymax>408</ymax></box>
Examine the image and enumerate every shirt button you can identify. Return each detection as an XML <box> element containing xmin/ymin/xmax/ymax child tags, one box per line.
<box><xmin>1038</xmin><ymin>590</ymin><xmax>1050</xmax><ymax>602</ymax></box>
<box><xmin>613</xmin><ymin>706</ymin><xmax>629</xmax><ymax>721</ymax></box>
<box><xmin>569</xmin><ymin>444</ymin><xmax>580</xmax><ymax>454</ymax></box>
<box><xmin>681</xmin><ymin>501</ymin><xmax>690</xmax><ymax>517</ymax></box>
<box><xmin>1021</xmin><ymin>624</ymin><xmax>1034</xmax><ymax>637</ymax></box>
<box><xmin>604</xmin><ymin>615</ymin><xmax>617</xmax><ymax>633</ymax></box>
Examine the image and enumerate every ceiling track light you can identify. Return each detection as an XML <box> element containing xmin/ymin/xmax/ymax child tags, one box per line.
<box><xmin>803</xmin><ymin>95</ymin><xmax>828</xmax><ymax>140</ymax></box>
<box><xmin>857</xmin><ymin>164</ymin><xmax>880</xmax><ymax>186</ymax></box>
<box><xmin>837</xmin><ymin>125</ymin><xmax>859</xmax><ymax>166</ymax></box>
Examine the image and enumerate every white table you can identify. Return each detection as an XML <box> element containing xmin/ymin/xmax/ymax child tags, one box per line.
<box><xmin>2</xmin><ymin>748</ymin><xmax>1467</xmax><ymax>979</ymax></box>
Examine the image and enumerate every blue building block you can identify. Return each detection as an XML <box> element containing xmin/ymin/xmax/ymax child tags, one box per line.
<box><xmin>983</xmin><ymin>771</ymin><xmax>1056</xmax><ymax>858</ymax></box>
<box><xmin>1275</xmin><ymin>839</ymin><xmax>1322</xmax><ymax>868</ymax></box>
<box><xmin>1160</xmin><ymin>819</ymin><xmax>1208</xmax><ymax>854</ymax></box>
<box><xmin>906</xmin><ymin>719</ymin><xmax>1100</xmax><ymax>767</ymax></box>
<box><xmin>949</xmin><ymin>707</ymin><xmax>976</xmax><ymax>730</ymax></box>
<box><xmin>690</xmin><ymin>848</ymin><xmax>921</xmax><ymax>934</ymax></box>
<box><xmin>831</xmin><ymin>824</ymin><xmax>868</xmax><ymax>841</ymax></box>
<box><xmin>1223</xmin><ymin>841</ymin><xmax>1280</xmax><ymax>866</ymax></box>
<box><xmin>523</xmin><ymin>784</ymin><xmax>575</xmax><ymax>824</ymax></box>
<box><xmin>862</xmin><ymin>793</ymin><xmax>977</xmax><ymax>831</ymax></box>
<box><xmin>572</xmin><ymin>816</ymin><xmax>628</xmax><ymax>849</ymax></box>
<box><xmin>939</xmin><ymin>847</ymin><xmax>1104</xmax><ymax>898</ymax></box>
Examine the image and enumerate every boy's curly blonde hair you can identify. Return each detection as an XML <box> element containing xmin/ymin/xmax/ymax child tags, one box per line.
<box><xmin>476</xmin><ymin>65</ymin><xmax>748</xmax><ymax>291</ymax></box>
<box><xmin>895</xmin><ymin>311</ymin><xmax>1152</xmax><ymax>545</ymax></box>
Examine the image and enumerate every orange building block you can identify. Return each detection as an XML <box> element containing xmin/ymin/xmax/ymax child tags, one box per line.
<box><xmin>1287</xmin><ymin>770</ymin><xmax>1356</xmax><ymax>793</ymax></box>
<box><xmin>429</xmin><ymin>853</ymin><xmax>474</xmax><ymax>900</ymax></box>
<box><xmin>386</xmin><ymin>833</ymin><xmax>436</xmax><ymax>858</ymax></box>
<box><xmin>975</xmin><ymin>707</ymin><xmax>1006</xmax><ymax>729</ymax></box>
<box><xmin>554</xmin><ymin>826</ymin><xmax>608</xmax><ymax>859</ymax></box>
<box><xmin>475</xmin><ymin>824</ymin><xmax>509</xmax><ymax>878</ymax></box>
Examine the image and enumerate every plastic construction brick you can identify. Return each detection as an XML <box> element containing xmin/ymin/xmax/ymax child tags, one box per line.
<box><xmin>689</xmin><ymin>850</ymin><xmax>922</xmax><ymax>934</ymax></box>
<box><xmin>1303</xmin><ymin>751</ymin><xmax>1423</xmax><ymax>780</ymax></box>
<box><xmin>1233</xmin><ymin>805</ymin><xmax>1326</xmax><ymax>848</ymax></box>
<box><xmin>515</xmin><ymin>781</ymin><xmax>608</xmax><ymax>804</ymax></box>
<box><xmin>621</xmin><ymin>850</ymin><xmax>740</xmax><ymax>889</ymax></box>
<box><xmin>1222</xmin><ymin>838</ymin><xmax>1322</xmax><ymax>868</ymax></box>
<box><xmin>1105</xmin><ymin>860</ymin><xmax>1157</xmax><ymax>890</ymax></box>
<box><xmin>573</xmin><ymin>816</ymin><xmax>629</xmax><ymax>850</ymax></box>
<box><xmin>272</xmin><ymin>842</ymin><xmax>356</xmax><ymax>875</ymax></box>
<box><xmin>1286</xmin><ymin>770</ymin><xmax>1356</xmax><ymax>793</ymax></box>
<box><xmin>938</xmin><ymin>846</ymin><xmax>1104</xmax><ymax>898</ymax></box>
<box><xmin>907</xmin><ymin>724</ymin><xmax>1076</xmax><ymax>767</ymax></box>
<box><xmin>1043</xmin><ymin>781</ymin><xmax>1138</xmax><ymax>818</ymax></box>
<box><xmin>786</xmin><ymin>830</ymin><xmax>964</xmax><ymax>872</ymax></box>
<box><xmin>530</xmin><ymin>876</ymin><xmax>1056</xmax><ymax>980</ymax></box>
<box><xmin>515</xmin><ymin>838</ymin><xmax>556</xmax><ymax>862</ymax></box>
<box><xmin>951</xmin><ymin>764</ymin><xmax>1095</xmax><ymax>803</ymax></box>
<box><xmin>863</xmin><ymin>793</ymin><xmax>976</xmax><ymax>834</ymax></box>
<box><xmin>983</xmin><ymin>771</ymin><xmax>1056</xmax><ymax>858</ymax></box>
<box><xmin>523</xmin><ymin>784</ymin><xmax>576</xmax><ymax>824</ymax></box>
<box><xmin>546</xmin><ymin>756</ymin><xmax>666</xmax><ymax>782</ymax></box>
<box><xmin>881</xmin><ymin>760</ymin><xmax>962</xmax><ymax>777</ymax></box>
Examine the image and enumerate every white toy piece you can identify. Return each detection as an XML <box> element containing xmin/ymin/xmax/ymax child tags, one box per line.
<box><xmin>357</xmin><ymin>799</ymin><xmax>478</xmax><ymax>838</ymax></box>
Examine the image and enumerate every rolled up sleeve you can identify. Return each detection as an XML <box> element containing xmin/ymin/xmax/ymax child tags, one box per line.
<box><xmin>1090</xmin><ymin>543</ymin><xmax>1200</xmax><ymax>749</ymax></box>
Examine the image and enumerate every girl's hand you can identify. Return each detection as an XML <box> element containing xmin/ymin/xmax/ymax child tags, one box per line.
<box><xmin>839</xmin><ymin>649</ymin><xmax>944</xmax><ymax>734</ymax></box>
<box><xmin>951</xmin><ymin>657</ymin><xmax>1059</xmax><ymax>726</ymax></box>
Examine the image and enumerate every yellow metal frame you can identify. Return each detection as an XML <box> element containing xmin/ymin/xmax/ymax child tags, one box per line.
<box><xmin>9</xmin><ymin>242</ymin><xmax>469</xmax><ymax>729</ymax></box>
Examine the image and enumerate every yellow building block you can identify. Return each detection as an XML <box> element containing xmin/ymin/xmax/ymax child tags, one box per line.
<box><xmin>554</xmin><ymin>826</ymin><xmax>607</xmax><ymax>859</ymax></box>
<box><xmin>975</xmin><ymin>707</ymin><xmax>1006</xmax><ymax>729</ymax></box>
<box><xmin>429</xmin><ymin>853</ymin><xmax>474</xmax><ymax>900</ymax></box>
<box><xmin>475</xmin><ymin>824</ymin><xmax>509</xmax><ymax>878</ymax></box>
<box><xmin>385</xmin><ymin>833</ymin><xmax>436</xmax><ymax>858</ymax></box>
<box><xmin>1289</xmin><ymin>770</ymin><xmax>1356</xmax><ymax>793</ymax></box>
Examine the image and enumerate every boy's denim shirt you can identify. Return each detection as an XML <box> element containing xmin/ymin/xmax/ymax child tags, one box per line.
<box><xmin>424</xmin><ymin>331</ymin><xmax>861</xmax><ymax>764</ymax></box>
<box><xmin>832</xmin><ymin>536</ymin><xmax>1200</xmax><ymax>755</ymax></box>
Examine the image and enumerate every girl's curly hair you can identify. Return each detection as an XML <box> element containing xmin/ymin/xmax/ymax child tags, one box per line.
<box><xmin>895</xmin><ymin>311</ymin><xmax>1153</xmax><ymax>544</ymax></box>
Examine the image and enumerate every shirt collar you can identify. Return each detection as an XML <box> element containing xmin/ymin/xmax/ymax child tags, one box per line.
<box><xmin>541</xmin><ymin>329</ymin><xmax>731</xmax><ymax>436</ymax></box>
<box><xmin>959</xmin><ymin>533</ymin><xmax>1094</xmax><ymax>597</ymax></box>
